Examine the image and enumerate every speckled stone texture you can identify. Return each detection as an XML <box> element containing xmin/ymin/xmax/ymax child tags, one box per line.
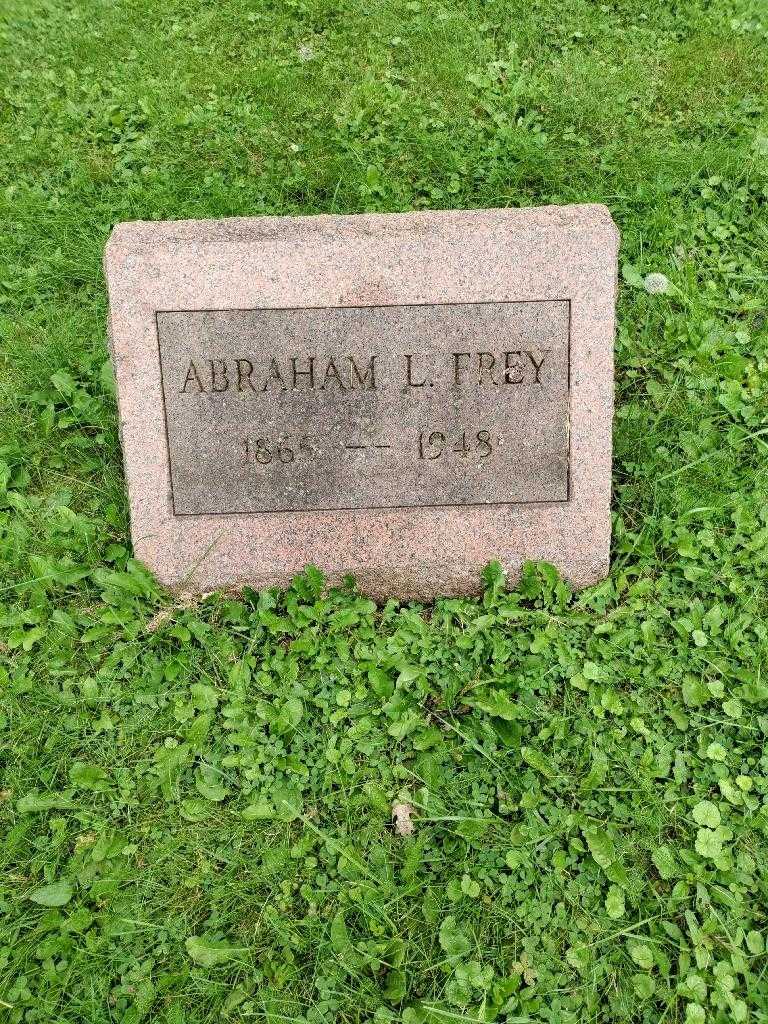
<box><xmin>104</xmin><ymin>205</ymin><xmax>618</xmax><ymax>600</ymax></box>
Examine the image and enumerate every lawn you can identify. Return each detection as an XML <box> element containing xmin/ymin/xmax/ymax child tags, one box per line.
<box><xmin>2</xmin><ymin>0</ymin><xmax>768</xmax><ymax>1021</ymax></box>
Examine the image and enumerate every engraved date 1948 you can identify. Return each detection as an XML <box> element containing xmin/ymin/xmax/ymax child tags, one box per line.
<box><xmin>417</xmin><ymin>430</ymin><xmax>493</xmax><ymax>460</ymax></box>
<box><xmin>243</xmin><ymin>430</ymin><xmax>495</xmax><ymax>467</ymax></box>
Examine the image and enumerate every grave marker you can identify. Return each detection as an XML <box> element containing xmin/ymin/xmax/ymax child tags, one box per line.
<box><xmin>105</xmin><ymin>205</ymin><xmax>618</xmax><ymax>599</ymax></box>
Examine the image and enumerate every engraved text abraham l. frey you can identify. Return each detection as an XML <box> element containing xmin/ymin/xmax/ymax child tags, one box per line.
<box><xmin>156</xmin><ymin>300</ymin><xmax>570</xmax><ymax>515</ymax></box>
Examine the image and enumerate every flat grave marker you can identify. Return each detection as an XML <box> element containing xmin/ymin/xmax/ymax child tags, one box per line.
<box><xmin>104</xmin><ymin>205</ymin><xmax>618</xmax><ymax>599</ymax></box>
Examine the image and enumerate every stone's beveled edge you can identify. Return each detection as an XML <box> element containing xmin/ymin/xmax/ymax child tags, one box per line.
<box><xmin>104</xmin><ymin>204</ymin><xmax>619</xmax><ymax>262</ymax></box>
<box><xmin>103</xmin><ymin>203</ymin><xmax>619</xmax><ymax>600</ymax></box>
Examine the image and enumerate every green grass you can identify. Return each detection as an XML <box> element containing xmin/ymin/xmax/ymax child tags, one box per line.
<box><xmin>2</xmin><ymin>0</ymin><xmax>768</xmax><ymax>1021</ymax></box>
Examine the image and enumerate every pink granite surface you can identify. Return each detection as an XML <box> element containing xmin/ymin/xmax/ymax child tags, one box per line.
<box><xmin>104</xmin><ymin>205</ymin><xmax>618</xmax><ymax>600</ymax></box>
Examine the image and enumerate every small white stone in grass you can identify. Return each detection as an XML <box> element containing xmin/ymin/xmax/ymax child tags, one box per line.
<box><xmin>644</xmin><ymin>272</ymin><xmax>670</xmax><ymax>294</ymax></box>
<box><xmin>297</xmin><ymin>44</ymin><xmax>315</xmax><ymax>61</ymax></box>
<box><xmin>392</xmin><ymin>801</ymin><xmax>415</xmax><ymax>836</ymax></box>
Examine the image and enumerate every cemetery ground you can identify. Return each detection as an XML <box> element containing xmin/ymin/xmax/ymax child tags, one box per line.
<box><xmin>1</xmin><ymin>0</ymin><xmax>768</xmax><ymax>1021</ymax></box>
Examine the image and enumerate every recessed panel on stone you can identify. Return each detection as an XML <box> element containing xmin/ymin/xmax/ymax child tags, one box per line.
<box><xmin>104</xmin><ymin>205</ymin><xmax>618</xmax><ymax>599</ymax></box>
<box><xmin>156</xmin><ymin>301</ymin><xmax>570</xmax><ymax>515</ymax></box>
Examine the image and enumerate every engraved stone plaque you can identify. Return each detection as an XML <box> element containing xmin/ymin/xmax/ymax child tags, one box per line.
<box><xmin>105</xmin><ymin>205</ymin><xmax>617</xmax><ymax>599</ymax></box>
<box><xmin>156</xmin><ymin>301</ymin><xmax>570</xmax><ymax>516</ymax></box>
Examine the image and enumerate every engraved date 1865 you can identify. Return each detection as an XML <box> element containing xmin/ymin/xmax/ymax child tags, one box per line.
<box><xmin>243</xmin><ymin>436</ymin><xmax>311</xmax><ymax>465</ymax></box>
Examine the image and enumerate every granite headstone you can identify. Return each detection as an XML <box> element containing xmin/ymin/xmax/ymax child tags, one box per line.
<box><xmin>104</xmin><ymin>205</ymin><xmax>618</xmax><ymax>599</ymax></box>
